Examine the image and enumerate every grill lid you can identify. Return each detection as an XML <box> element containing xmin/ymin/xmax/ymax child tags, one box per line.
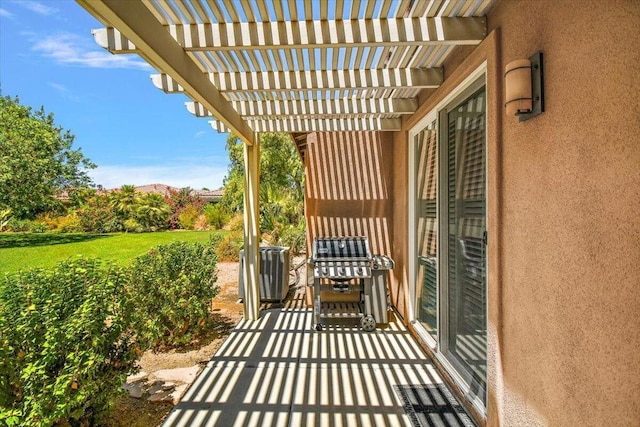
<box><xmin>312</xmin><ymin>236</ymin><xmax>371</xmax><ymax>262</ymax></box>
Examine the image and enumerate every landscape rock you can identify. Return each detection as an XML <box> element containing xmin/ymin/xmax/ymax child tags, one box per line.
<box><xmin>148</xmin><ymin>390</ymin><xmax>174</xmax><ymax>403</ymax></box>
<box><xmin>169</xmin><ymin>384</ymin><xmax>190</xmax><ymax>404</ymax></box>
<box><xmin>126</xmin><ymin>370</ymin><xmax>148</xmax><ymax>383</ymax></box>
<box><xmin>122</xmin><ymin>382</ymin><xmax>144</xmax><ymax>399</ymax></box>
<box><xmin>146</xmin><ymin>381</ymin><xmax>165</xmax><ymax>395</ymax></box>
<box><xmin>153</xmin><ymin>365</ymin><xmax>200</xmax><ymax>384</ymax></box>
<box><xmin>162</xmin><ymin>382</ymin><xmax>176</xmax><ymax>391</ymax></box>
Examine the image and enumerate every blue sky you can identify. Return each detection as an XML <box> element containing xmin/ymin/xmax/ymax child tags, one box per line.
<box><xmin>0</xmin><ymin>0</ymin><xmax>230</xmax><ymax>190</ymax></box>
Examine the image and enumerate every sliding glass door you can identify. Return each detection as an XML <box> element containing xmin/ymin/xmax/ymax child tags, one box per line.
<box><xmin>414</xmin><ymin>120</ymin><xmax>439</xmax><ymax>339</ymax></box>
<box><xmin>411</xmin><ymin>74</ymin><xmax>487</xmax><ymax>406</ymax></box>
<box><xmin>441</xmin><ymin>85</ymin><xmax>487</xmax><ymax>400</ymax></box>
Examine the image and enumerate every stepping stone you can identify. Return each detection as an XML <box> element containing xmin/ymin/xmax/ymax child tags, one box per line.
<box><xmin>168</xmin><ymin>384</ymin><xmax>190</xmax><ymax>405</ymax></box>
<box><xmin>153</xmin><ymin>366</ymin><xmax>200</xmax><ymax>384</ymax></box>
<box><xmin>126</xmin><ymin>370</ymin><xmax>148</xmax><ymax>383</ymax></box>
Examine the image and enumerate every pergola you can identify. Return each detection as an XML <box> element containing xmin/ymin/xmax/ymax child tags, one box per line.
<box><xmin>76</xmin><ymin>0</ymin><xmax>491</xmax><ymax>321</ymax></box>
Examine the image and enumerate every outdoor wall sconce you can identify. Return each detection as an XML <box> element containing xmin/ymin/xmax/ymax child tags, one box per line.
<box><xmin>504</xmin><ymin>51</ymin><xmax>544</xmax><ymax>121</ymax></box>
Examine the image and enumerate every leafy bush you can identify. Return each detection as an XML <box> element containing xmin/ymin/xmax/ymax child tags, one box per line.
<box><xmin>135</xmin><ymin>193</ymin><xmax>170</xmax><ymax>231</ymax></box>
<box><xmin>214</xmin><ymin>230</ymin><xmax>244</xmax><ymax>262</ymax></box>
<box><xmin>57</xmin><ymin>213</ymin><xmax>83</xmax><ymax>233</ymax></box>
<box><xmin>0</xmin><ymin>208</ymin><xmax>12</xmax><ymax>232</ymax></box>
<box><xmin>4</xmin><ymin>218</ymin><xmax>47</xmax><ymax>233</ymax></box>
<box><xmin>203</xmin><ymin>203</ymin><xmax>229</xmax><ymax>230</ymax></box>
<box><xmin>0</xmin><ymin>259</ymin><xmax>140</xmax><ymax>426</ymax></box>
<box><xmin>123</xmin><ymin>219</ymin><xmax>144</xmax><ymax>233</ymax></box>
<box><xmin>177</xmin><ymin>204</ymin><xmax>201</xmax><ymax>230</ymax></box>
<box><xmin>78</xmin><ymin>196</ymin><xmax>122</xmax><ymax>233</ymax></box>
<box><xmin>193</xmin><ymin>214</ymin><xmax>209</xmax><ymax>231</ymax></box>
<box><xmin>127</xmin><ymin>240</ymin><xmax>219</xmax><ymax>349</ymax></box>
<box><xmin>278</xmin><ymin>223</ymin><xmax>306</xmax><ymax>255</ymax></box>
<box><xmin>165</xmin><ymin>188</ymin><xmax>205</xmax><ymax>230</ymax></box>
<box><xmin>36</xmin><ymin>212</ymin><xmax>60</xmax><ymax>231</ymax></box>
<box><xmin>225</xmin><ymin>214</ymin><xmax>245</xmax><ymax>232</ymax></box>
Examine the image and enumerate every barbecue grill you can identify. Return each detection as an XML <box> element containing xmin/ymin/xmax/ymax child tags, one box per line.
<box><xmin>309</xmin><ymin>236</ymin><xmax>393</xmax><ymax>331</ymax></box>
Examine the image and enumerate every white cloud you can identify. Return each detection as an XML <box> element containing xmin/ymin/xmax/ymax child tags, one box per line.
<box><xmin>89</xmin><ymin>164</ymin><xmax>228</xmax><ymax>190</ymax></box>
<box><xmin>47</xmin><ymin>82</ymin><xmax>79</xmax><ymax>101</ymax></box>
<box><xmin>194</xmin><ymin>131</ymin><xmax>208</xmax><ymax>139</ymax></box>
<box><xmin>32</xmin><ymin>33</ymin><xmax>152</xmax><ymax>71</ymax></box>
<box><xmin>19</xmin><ymin>1</ymin><xmax>58</xmax><ymax>16</ymax></box>
<box><xmin>48</xmin><ymin>82</ymin><xmax>68</xmax><ymax>92</ymax></box>
<box><xmin>0</xmin><ymin>8</ymin><xmax>14</xmax><ymax>18</ymax></box>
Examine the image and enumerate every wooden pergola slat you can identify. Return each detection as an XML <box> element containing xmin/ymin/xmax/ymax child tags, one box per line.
<box><xmin>186</xmin><ymin>97</ymin><xmax>418</xmax><ymax>117</ymax></box>
<box><xmin>79</xmin><ymin>0</ymin><xmax>254</xmax><ymax>145</ymax></box>
<box><xmin>210</xmin><ymin>117</ymin><xmax>403</xmax><ymax>133</ymax></box>
<box><xmin>92</xmin><ymin>16</ymin><xmax>486</xmax><ymax>53</ymax></box>
<box><xmin>150</xmin><ymin>68</ymin><xmax>443</xmax><ymax>93</ymax></box>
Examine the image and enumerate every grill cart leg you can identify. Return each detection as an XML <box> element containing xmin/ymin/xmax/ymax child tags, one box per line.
<box><xmin>314</xmin><ymin>278</ymin><xmax>323</xmax><ymax>331</ymax></box>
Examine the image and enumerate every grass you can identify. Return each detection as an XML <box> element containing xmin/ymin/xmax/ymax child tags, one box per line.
<box><xmin>0</xmin><ymin>231</ymin><xmax>224</xmax><ymax>275</ymax></box>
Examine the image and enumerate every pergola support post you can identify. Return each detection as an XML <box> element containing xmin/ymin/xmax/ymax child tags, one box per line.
<box><xmin>242</xmin><ymin>134</ymin><xmax>260</xmax><ymax>320</ymax></box>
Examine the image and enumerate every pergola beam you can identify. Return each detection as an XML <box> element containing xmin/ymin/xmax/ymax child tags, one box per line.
<box><xmin>186</xmin><ymin>98</ymin><xmax>418</xmax><ymax>117</ymax></box>
<box><xmin>210</xmin><ymin>117</ymin><xmax>402</xmax><ymax>133</ymax></box>
<box><xmin>93</xmin><ymin>16</ymin><xmax>486</xmax><ymax>52</ymax></box>
<box><xmin>152</xmin><ymin>68</ymin><xmax>443</xmax><ymax>92</ymax></box>
<box><xmin>78</xmin><ymin>0</ymin><xmax>255</xmax><ymax>145</ymax></box>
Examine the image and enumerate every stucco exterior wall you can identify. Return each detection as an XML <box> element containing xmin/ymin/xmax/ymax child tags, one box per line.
<box><xmin>303</xmin><ymin>131</ymin><xmax>398</xmax><ymax>303</ymax></box>
<box><xmin>489</xmin><ymin>1</ymin><xmax>640</xmax><ymax>425</ymax></box>
<box><xmin>391</xmin><ymin>0</ymin><xmax>640</xmax><ymax>425</ymax></box>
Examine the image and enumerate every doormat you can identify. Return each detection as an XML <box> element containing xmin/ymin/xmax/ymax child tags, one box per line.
<box><xmin>393</xmin><ymin>384</ymin><xmax>476</xmax><ymax>427</ymax></box>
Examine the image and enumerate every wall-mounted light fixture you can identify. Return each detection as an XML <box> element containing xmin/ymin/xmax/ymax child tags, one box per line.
<box><xmin>504</xmin><ymin>51</ymin><xmax>544</xmax><ymax>121</ymax></box>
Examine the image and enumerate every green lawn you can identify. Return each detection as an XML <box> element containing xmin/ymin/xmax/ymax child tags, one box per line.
<box><xmin>0</xmin><ymin>231</ymin><xmax>224</xmax><ymax>275</ymax></box>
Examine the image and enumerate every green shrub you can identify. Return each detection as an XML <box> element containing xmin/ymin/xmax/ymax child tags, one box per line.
<box><xmin>4</xmin><ymin>218</ymin><xmax>47</xmax><ymax>233</ymax></box>
<box><xmin>193</xmin><ymin>214</ymin><xmax>209</xmax><ymax>231</ymax></box>
<box><xmin>57</xmin><ymin>213</ymin><xmax>83</xmax><ymax>233</ymax></box>
<box><xmin>177</xmin><ymin>204</ymin><xmax>201</xmax><ymax>230</ymax></box>
<box><xmin>203</xmin><ymin>204</ymin><xmax>229</xmax><ymax>230</ymax></box>
<box><xmin>214</xmin><ymin>230</ymin><xmax>243</xmax><ymax>262</ymax></box>
<box><xmin>135</xmin><ymin>193</ymin><xmax>171</xmax><ymax>231</ymax></box>
<box><xmin>278</xmin><ymin>223</ymin><xmax>306</xmax><ymax>255</ymax></box>
<box><xmin>78</xmin><ymin>197</ymin><xmax>122</xmax><ymax>233</ymax></box>
<box><xmin>225</xmin><ymin>214</ymin><xmax>245</xmax><ymax>232</ymax></box>
<box><xmin>0</xmin><ymin>208</ymin><xmax>13</xmax><ymax>232</ymax></box>
<box><xmin>127</xmin><ymin>240</ymin><xmax>219</xmax><ymax>349</ymax></box>
<box><xmin>123</xmin><ymin>219</ymin><xmax>144</xmax><ymax>233</ymax></box>
<box><xmin>0</xmin><ymin>259</ymin><xmax>140</xmax><ymax>426</ymax></box>
<box><xmin>36</xmin><ymin>213</ymin><xmax>61</xmax><ymax>231</ymax></box>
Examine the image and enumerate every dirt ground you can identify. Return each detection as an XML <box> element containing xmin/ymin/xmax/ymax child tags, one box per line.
<box><xmin>104</xmin><ymin>261</ymin><xmax>245</xmax><ymax>427</ymax></box>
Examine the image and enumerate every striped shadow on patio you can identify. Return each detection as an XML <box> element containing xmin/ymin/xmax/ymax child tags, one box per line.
<box><xmin>162</xmin><ymin>291</ymin><xmax>470</xmax><ymax>427</ymax></box>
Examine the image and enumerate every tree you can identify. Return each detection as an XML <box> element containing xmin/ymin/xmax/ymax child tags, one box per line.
<box><xmin>221</xmin><ymin>132</ymin><xmax>304</xmax><ymax>215</ymax></box>
<box><xmin>135</xmin><ymin>193</ymin><xmax>171</xmax><ymax>230</ymax></box>
<box><xmin>109</xmin><ymin>184</ymin><xmax>139</xmax><ymax>220</ymax></box>
<box><xmin>220</xmin><ymin>132</ymin><xmax>305</xmax><ymax>250</ymax></box>
<box><xmin>0</xmin><ymin>96</ymin><xmax>96</xmax><ymax>218</ymax></box>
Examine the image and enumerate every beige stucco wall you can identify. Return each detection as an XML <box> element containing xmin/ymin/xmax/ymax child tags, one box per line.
<box><xmin>489</xmin><ymin>1</ymin><xmax>640</xmax><ymax>425</ymax></box>
<box><xmin>391</xmin><ymin>0</ymin><xmax>640</xmax><ymax>425</ymax></box>
<box><xmin>302</xmin><ymin>131</ymin><xmax>399</xmax><ymax>304</ymax></box>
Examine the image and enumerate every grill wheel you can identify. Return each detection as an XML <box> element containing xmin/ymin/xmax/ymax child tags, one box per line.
<box><xmin>360</xmin><ymin>315</ymin><xmax>376</xmax><ymax>332</ymax></box>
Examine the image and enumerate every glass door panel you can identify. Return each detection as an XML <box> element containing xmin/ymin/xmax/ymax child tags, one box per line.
<box><xmin>414</xmin><ymin>121</ymin><xmax>438</xmax><ymax>339</ymax></box>
<box><xmin>444</xmin><ymin>86</ymin><xmax>487</xmax><ymax>400</ymax></box>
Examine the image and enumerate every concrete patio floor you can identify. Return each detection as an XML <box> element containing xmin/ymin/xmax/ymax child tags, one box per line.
<box><xmin>162</xmin><ymin>290</ymin><xmax>474</xmax><ymax>427</ymax></box>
